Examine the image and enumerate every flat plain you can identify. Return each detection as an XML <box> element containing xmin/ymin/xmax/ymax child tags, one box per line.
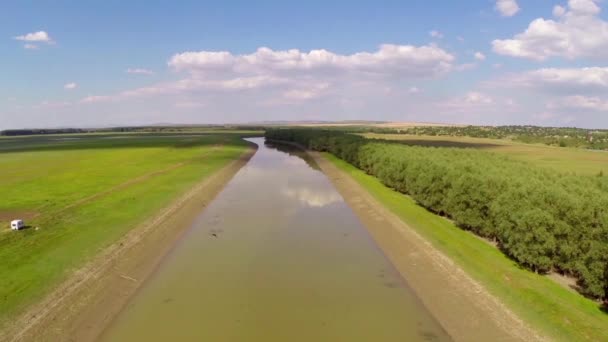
<box><xmin>0</xmin><ymin>132</ymin><xmax>254</xmax><ymax>328</ymax></box>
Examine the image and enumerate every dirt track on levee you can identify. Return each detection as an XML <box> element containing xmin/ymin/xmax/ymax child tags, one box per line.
<box><xmin>310</xmin><ymin>151</ymin><xmax>547</xmax><ymax>342</ymax></box>
<box><xmin>3</xmin><ymin>147</ymin><xmax>256</xmax><ymax>342</ymax></box>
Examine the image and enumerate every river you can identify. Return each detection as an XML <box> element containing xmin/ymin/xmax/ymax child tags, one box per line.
<box><xmin>99</xmin><ymin>138</ymin><xmax>450</xmax><ymax>341</ymax></box>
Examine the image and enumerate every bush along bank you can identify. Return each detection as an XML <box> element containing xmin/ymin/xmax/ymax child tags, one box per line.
<box><xmin>265</xmin><ymin>128</ymin><xmax>608</xmax><ymax>301</ymax></box>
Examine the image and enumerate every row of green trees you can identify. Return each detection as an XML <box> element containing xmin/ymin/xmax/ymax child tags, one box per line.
<box><xmin>266</xmin><ymin>128</ymin><xmax>608</xmax><ymax>300</ymax></box>
<box><xmin>389</xmin><ymin>125</ymin><xmax>608</xmax><ymax>150</ymax></box>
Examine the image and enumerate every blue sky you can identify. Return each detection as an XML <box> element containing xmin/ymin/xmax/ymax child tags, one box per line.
<box><xmin>2</xmin><ymin>0</ymin><xmax>608</xmax><ymax>129</ymax></box>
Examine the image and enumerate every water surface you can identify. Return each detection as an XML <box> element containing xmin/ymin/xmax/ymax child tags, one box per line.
<box><xmin>100</xmin><ymin>138</ymin><xmax>450</xmax><ymax>341</ymax></box>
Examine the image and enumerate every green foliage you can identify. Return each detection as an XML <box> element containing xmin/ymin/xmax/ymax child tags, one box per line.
<box><xmin>266</xmin><ymin>128</ymin><xmax>608</xmax><ymax>300</ymax></box>
<box><xmin>376</xmin><ymin>125</ymin><xmax>608</xmax><ymax>150</ymax></box>
<box><xmin>326</xmin><ymin>153</ymin><xmax>608</xmax><ymax>342</ymax></box>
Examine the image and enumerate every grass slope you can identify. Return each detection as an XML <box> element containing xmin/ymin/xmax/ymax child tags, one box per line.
<box><xmin>0</xmin><ymin>133</ymin><xmax>249</xmax><ymax>325</ymax></box>
<box><xmin>363</xmin><ymin>133</ymin><xmax>608</xmax><ymax>176</ymax></box>
<box><xmin>325</xmin><ymin>153</ymin><xmax>608</xmax><ymax>342</ymax></box>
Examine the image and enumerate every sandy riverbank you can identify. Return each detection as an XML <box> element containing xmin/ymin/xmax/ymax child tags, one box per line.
<box><xmin>309</xmin><ymin>151</ymin><xmax>547</xmax><ymax>342</ymax></box>
<box><xmin>3</xmin><ymin>147</ymin><xmax>256</xmax><ymax>342</ymax></box>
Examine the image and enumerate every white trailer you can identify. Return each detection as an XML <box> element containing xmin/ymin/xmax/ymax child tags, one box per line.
<box><xmin>11</xmin><ymin>219</ymin><xmax>24</xmax><ymax>230</ymax></box>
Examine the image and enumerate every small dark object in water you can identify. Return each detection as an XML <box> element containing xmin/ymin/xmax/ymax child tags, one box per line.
<box><xmin>211</xmin><ymin>233</ymin><xmax>218</xmax><ymax>238</ymax></box>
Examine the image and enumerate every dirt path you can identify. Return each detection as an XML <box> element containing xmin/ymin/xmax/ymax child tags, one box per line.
<box><xmin>3</xmin><ymin>147</ymin><xmax>256</xmax><ymax>342</ymax></box>
<box><xmin>310</xmin><ymin>151</ymin><xmax>548</xmax><ymax>342</ymax></box>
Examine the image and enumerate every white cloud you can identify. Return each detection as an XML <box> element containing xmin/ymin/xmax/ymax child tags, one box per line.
<box><xmin>23</xmin><ymin>44</ymin><xmax>38</xmax><ymax>50</ymax></box>
<box><xmin>13</xmin><ymin>31</ymin><xmax>52</xmax><ymax>43</ymax></box>
<box><xmin>474</xmin><ymin>52</ymin><xmax>486</xmax><ymax>61</ymax></box>
<box><xmin>553</xmin><ymin>5</ymin><xmax>566</xmax><ymax>17</ymax></box>
<box><xmin>64</xmin><ymin>82</ymin><xmax>77</xmax><ymax>90</ymax></box>
<box><xmin>80</xmin><ymin>95</ymin><xmax>112</xmax><ymax>104</ymax></box>
<box><xmin>492</xmin><ymin>0</ymin><xmax>608</xmax><ymax>60</ymax></box>
<box><xmin>464</xmin><ymin>91</ymin><xmax>494</xmax><ymax>104</ymax></box>
<box><xmin>168</xmin><ymin>45</ymin><xmax>454</xmax><ymax>78</ymax></box>
<box><xmin>429</xmin><ymin>30</ymin><xmax>444</xmax><ymax>39</ymax></box>
<box><xmin>440</xmin><ymin>91</ymin><xmax>495</xmax><ymax>112</ymax></box>
<box><xmin>83</xmin><ymin>45</ymin><xmax>454</xmax><ymax>105</ymax></box>
<box><xmin>504</xmin><ymin>67</ymin><xmax>608</xmax><ymax>92</ymax></box>
<box><xmin>549</xmin><ymin>95</ymin><xmax>608</xmax><ymax>111</ymax></box>
<box><xmin>282</xmin><ymin>83</ymin><xmax>329</xmax><ymax>102</ymax></box>
<box><xmin>126</xmin><ymin>68</ymin><xmax>154</xmax><ymax>75</ymax></box>
<box><xmin>409</xmin><ymin>86</ymin><xmax>421</xmax><ymax>94</ymax></box>
<box><xmin>495</xmin><ymin>0</ymin><xmax>520</xmax><ymax>17</ymax></box>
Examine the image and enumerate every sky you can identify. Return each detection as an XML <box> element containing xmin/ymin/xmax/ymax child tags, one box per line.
<box><xmin>1</xmin><ymin>0</ymin><xmax>608</xmax><ymax>129</ymax></box>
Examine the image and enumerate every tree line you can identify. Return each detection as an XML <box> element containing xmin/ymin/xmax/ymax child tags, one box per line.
<box><xmin>266</xmin><ymin>128</ymin><xmax>608</xmax><ymax>300</ymax></box>
<box><xmin>0</xmin><ymin>125</ymin><xmax>265</xmax><ymax>137</ymax></box>
<box><xmin>385</xmin><ymin>125</ymin><xmax>608</xmax><ymax>150</ymax></box>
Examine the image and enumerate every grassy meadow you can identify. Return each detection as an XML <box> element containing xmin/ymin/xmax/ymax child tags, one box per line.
<box><xmin>363</xmin><ymin>133</ymin><xmax>608</xmax><ymax>176</ymax></box>
<box><xmin>0</xmin><ymin>132</ymin><xmax>255</xmax><ymax>325</ymax></box>
<box><xmin>325</xmin><ymin>153</ymin><xmax>608</xmax><ymax>342</ymax></box>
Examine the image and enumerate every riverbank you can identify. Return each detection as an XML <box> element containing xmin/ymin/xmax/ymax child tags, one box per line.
<box><xmin>3</xmin><ymin>146</ymin><xmax>256</xmax><ymax>342</ymax></box>
<box><xmin>310</xmin><ymin>151</ymin><xmax>546</xmax><ymax>342</ymax></box>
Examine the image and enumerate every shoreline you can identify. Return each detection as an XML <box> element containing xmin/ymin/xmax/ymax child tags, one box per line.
<box><xmin>309</xmin><ymin>151</ymin><xmax>546</xmax><ymax>341</ymax></box>
<box><xmin>4</xmin><ymin>146</ymin><xmax>256</xmax><ymax>342</ymax></box>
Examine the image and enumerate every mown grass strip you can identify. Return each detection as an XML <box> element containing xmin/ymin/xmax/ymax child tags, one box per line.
<box><xmin>324</xmin><ymin>152</ymin><xmax>608</xmax><ymax>342</ymax></box>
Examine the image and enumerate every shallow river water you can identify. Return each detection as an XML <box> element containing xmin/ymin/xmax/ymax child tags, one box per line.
<box><xmin>100</xmin><ymin>138</ymin><xmax>450</xmax><ymax>341</ymax></box>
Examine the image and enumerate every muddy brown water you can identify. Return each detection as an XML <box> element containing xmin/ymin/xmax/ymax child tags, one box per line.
<box><xmin>99</xmin><ymin>138</ymin><xmax>451</xmax><ymax>342</ymax></box>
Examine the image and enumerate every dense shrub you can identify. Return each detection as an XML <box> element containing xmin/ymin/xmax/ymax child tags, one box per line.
<box><xmin>266</xmin><ymin>128</ymin><xmax>608</xmax><ymax>300</ymax></box>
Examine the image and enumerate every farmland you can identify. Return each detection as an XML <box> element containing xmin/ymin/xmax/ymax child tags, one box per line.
<box><xmin>363</xmin><ymin>133</ymin><xmax>608</xmax><ymax>176</ymax></box>
<box><xmin>0</xmin><ymin>132</ymin><xmax>255</xmax><ymax>328</ymax></box>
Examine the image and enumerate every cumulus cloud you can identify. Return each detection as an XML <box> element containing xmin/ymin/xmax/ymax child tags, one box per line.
<box><xmin>126</xmin><ymin>68</ymin><xmax>154</xmax><ymax>75</ymax></box>
<box><xmin>553</xmin><ymin>5</ymin><xmax>567</xmax><ymax>17</ymax></box>
<box><xmin>504</xmin><ymin>67</ymin><xmax>608</xmax><ymax>93</ymax></box>
<box><xmin>474</xmin><ymin>52</ymin><xmax>486</xmax><ymax>61</ymax></box>
<box><xmin>495</xmin><ymin>0</ymin><xmax>520</xmax><ymax>17</ymax></box>
<box><xmin>13</xmin><ymin>31</ymin><xmax>53</xmax><ymax>50</ymax></box>
<box><xmin>440</xmin><ymin>91</ymin><xmax>495</xmax><ymax>112</ymax></box>
<box><xmin>492</xmin><ymin>0</ymin><xmax>608</xmax><ymax>60</ymax></box>
<box><xmin>549</xmin><ymin>95</ymin><xmax>608</xmax><ymax>111</ymax></box>
<box><xmin>80</xmin><ymin>45</ymin><xmax>455</xmax><ymax>106</ymax></box>
<box><xmin>64</xmin><ymin>82</ymin><xmax>77</xmax><ymax>90</ymax></box>
<box><xmin>13</xmin><ymin>31</ymin><xmax>52</xmax><ymax>43</ymax></box>
<box><xmin>282</xmin><ymin>83</ymin><xmax>330</xmax><ymax>102</ymax></box>
<box><xmin>463</xmin><ymin>92</ymin><xmax>494</xmax><ymax>105</ymax></box>
<box><xmin>168</xmin><ymin>45</ymin><xmax>454</xmax><ymax>78</ymax></box>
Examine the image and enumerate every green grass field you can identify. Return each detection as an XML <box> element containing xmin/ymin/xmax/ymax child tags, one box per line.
<box><xmin>363</xmin><ymin>133</ymin><xmax>608</xmax><ymax>176</ymax></box>
<box><xmin>0</xmin><ymin>132</ymin><xmax>254</xmax><ymax>326</ymax></box>
<box><xmin>325</xmin><ymin>153</ymin><xmax>608</xmax><ymax>342</ymax></box>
